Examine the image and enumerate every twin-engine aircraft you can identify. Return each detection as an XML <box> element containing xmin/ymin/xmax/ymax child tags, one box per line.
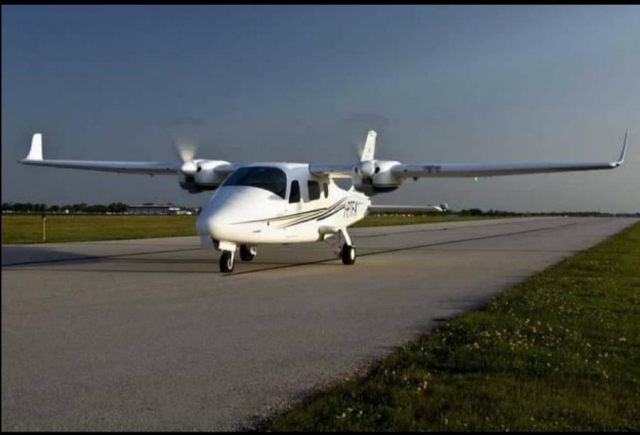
<box><xmin>20</xmin><ymin>130</ymin><xmax>628</xmax><ymax>273</ymax></box>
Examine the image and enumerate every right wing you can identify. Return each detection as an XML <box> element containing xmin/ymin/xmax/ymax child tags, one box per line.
<box><xmin>18</xmin><ymin>133</ymin><xmax>182</xmax><ymax>175</ymax></box>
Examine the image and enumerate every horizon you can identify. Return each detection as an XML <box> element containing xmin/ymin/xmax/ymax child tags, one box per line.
<box><xmin>3</xmin><ymin>200</ymin><xmax>639</xmax><ymax>216</ymax></box>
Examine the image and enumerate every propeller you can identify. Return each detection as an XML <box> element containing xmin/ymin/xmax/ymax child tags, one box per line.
<box><xmin>340</xmin><ymin>112</ymin><xmax>388</xmax><ymax>176</ymax></box>
<box><xmin>341</xmin><ymin>112</ymin><xmax>387</xmax><ymax>147</ymax></box>
<box><xmin>174</xmin><ymin>139</ymin><xmax>200</xmax><ymax>176</ymax></box>
<box><xmin>348</xmin><ymin>134</ymin><xmax>365</xmax><ymax>161</ymax></box>
<box><xmin>165</xmin><ymin>116</ymin><xmax>205</xmax><ymax>177</ymax></box>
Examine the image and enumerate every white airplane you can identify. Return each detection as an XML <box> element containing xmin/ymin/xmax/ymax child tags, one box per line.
<box><xmin>20</xmin><ymin>130</ymin><xmax>629</xmax><ymax>273</ymax></box>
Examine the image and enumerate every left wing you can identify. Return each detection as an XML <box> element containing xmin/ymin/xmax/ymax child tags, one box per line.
<box><xmin>392</xmin><ymin>130</ymin><xmax>628</xmax><ymax>179</ymax></box>
<box><xmin>310</xmin><ymin>130</ymin><xmax>628</xmax><ymax>179</ymax></box>
<box><xmin>369</xmin><ymin>204</ymin><xmax>447</xmax><ymax>213</ymax></box>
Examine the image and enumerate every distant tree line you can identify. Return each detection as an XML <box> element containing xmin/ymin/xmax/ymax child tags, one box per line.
<box><xmin>2</xmin><ymin>202</ymin><xmax>129</xmax><ymax>214</ymax></box>
<box><xmin>458</xmin><ymin>208</ymin><xmax>522</xmax><ymax>216</ymax></box>
<box><xmin>2</xmin><ymin>202</ymin><xmax>637</xmax><ymax>217</ymax></box>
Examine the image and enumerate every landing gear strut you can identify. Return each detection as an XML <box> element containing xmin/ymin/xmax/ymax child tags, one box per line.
<box><xmin>239</xmin><ymin>244</ymin><xmax>257</xmax><ymax>262</ymax></box>
<box><xmin>219</xmin><ymin>250</ymin><xmax>235</xmax><ymax>273</ymax></box>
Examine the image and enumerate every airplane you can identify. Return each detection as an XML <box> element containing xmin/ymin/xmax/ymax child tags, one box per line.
<box><xmin>19</xmin><ymin>129</ymin><xmax>629</xmax><ymax>273</ymax></box>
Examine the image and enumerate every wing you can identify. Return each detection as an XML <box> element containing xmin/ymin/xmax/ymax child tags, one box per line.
<box><xmin>369</xmin><ymin>204</ymin><xmax>445</xmax><ymax>213</ymax></box>
<box><xmin>19</xmin><ymin>133</ymin><xmax>181</xmax><ymax>175</ymax></box>
<box><xmin>307</xmin><ymin>163</ymin><xmax>354</xmax><ymax>178</ymax></box>
<box><xmin>391</xmin><ymin>131</ymin><xmax>628</xmax><ymax>179</ymax></box>
<box><xmin>309</xmin><ymin>130</ymin><xmax>629</xmax><ymax>179</ymax></box>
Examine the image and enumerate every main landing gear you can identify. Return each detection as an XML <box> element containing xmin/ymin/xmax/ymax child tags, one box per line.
<box><xmin>219</xmin><ymin>244</ymin><xmax>257</xmax><ymax>273</ymax></box>
<box><xmin>333</xmin><ymin>228</ymin><xmax>356</xmax><ymax>266</ymax></box>
<box><xmin>239</xmin><ymin>244</ymin><xmax>257</xmax><ymax>262</ymax></box>
<box><xmin>341</xmin><ymin>244</ymin><xmax>356</xmax><ymax>265</ymax></box>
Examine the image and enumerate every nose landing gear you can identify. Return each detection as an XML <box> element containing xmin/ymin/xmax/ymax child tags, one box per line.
<box><xmin>219</xmin><ymin>250</ymin><xmax>235</xmax><ymax>273</ymax></box>
<box><xmin>219</xmin><ymin>244</ymin><xmax>258</xmax><ymax>273</ymax></box>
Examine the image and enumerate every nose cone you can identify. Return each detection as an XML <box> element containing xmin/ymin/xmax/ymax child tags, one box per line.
<box><xmin>196</xmin><ymin>207</ymin><xmax>233</xmax><ymax>240</ymax></box>
<box><xmin>197</xmin><ymin>186</ymin><xmax>281</xmax><ymax>242</ymax></box>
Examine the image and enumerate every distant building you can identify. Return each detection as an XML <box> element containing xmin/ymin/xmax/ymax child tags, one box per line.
<box><xmin>126</xmin><ymin>204</ymin><xmax>193</xmax><ymax>215</ymax></box>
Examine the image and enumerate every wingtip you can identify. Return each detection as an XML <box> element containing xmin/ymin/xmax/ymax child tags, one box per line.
<box><xmin>617</xmin><ymin>129</ymin><xmax>629</xmax><ymax>164</ymax></box>
<box><xmin>24</xmin><ymin>133</ymin><xmax>43</xmax><ymax>161</ymax></box>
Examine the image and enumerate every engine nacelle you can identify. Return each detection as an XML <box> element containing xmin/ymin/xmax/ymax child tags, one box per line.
<box><xmin>178</xmin><ymin>159</ymin><xmax>231</xmax><ymax>194</ymax></box>
<box><xmin>352</xmin><ymin>160</ymin><xmax>402</xmax><ymax>196</ymax></box>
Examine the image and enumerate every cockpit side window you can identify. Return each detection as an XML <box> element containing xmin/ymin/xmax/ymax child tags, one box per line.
<box><xmin>289</xmin><ymin>180</ymin><xmax>300</xmax><ymax>203</ymax></box>
<box><xmin>307</xmin><ymin>180</ymin><xmax>320</xmax><ymax>201</ymax></box>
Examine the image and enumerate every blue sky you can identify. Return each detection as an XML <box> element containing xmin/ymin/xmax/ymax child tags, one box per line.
<box><xmin>2</xmin><ymin>5</ymin><xmax>639</xmax><ymax>212</ymax></box>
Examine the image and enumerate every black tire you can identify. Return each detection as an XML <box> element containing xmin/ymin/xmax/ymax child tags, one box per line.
<box><xmin>341</xmin><ymin>244</ymin><xmax>356</xmax><ymax>265</ymax></box>
<box><xmin>219</xmin><ymin>251</ymin><xmax>234</xmax><ymax>273</ymax></box>
<box><xmin>240</xmin><ymin>244</ymin><xmax>256</xmax><ymax>262</ymax></box>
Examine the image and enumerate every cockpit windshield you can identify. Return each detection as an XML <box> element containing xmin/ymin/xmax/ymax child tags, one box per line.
<box><xmin>222</xmin><ymin>166</ymin><xmax>287</xmax><ymax>199</ymax></box>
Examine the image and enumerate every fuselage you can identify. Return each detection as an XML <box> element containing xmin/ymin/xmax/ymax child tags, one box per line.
<box><xmin>196</xmin><ymin>163</ymin><xmax>370</xmax><ymax>246</ymax></box>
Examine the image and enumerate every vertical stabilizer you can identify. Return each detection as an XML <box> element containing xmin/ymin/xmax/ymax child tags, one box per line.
<box><xmin>360</xmin><ymin>130</ymin><xmax>377</xmax><ymax>161</ymax></box>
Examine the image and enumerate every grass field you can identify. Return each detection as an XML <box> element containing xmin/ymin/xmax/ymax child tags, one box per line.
<box><xmin>1</xmin><ymin>215</ymin><xmax>197</xmax><ymax>244</ymax></box>
<box><xmin>257</xmin><ymin>222</ymin><xmax>640</xmax><ymax>431</ymax></box>
<box><xmin>1</xmin><ymin>213</ymin><xmax>494</xmax><ymax>245</ymax></box>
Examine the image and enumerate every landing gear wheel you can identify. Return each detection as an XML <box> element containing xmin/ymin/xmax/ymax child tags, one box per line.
<box><xmin>341</xmin><ymin>244</ymin><xmax>356</xmax><ymax>265</ymax></box>
<box><xmin>239</xmin><ymin>244</ymin><xmax>257</xmax><ymax>262</ymax></box>
<box><xmin>219</xmin><ymin>251</ymin><xmax>235</xmax><ymax>273</ymax></box>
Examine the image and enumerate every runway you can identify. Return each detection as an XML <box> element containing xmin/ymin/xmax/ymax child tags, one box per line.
<box><xmin>2</xmin><ymin>216</ymin><xmax>637</xmax><ymax>431</ymax></box>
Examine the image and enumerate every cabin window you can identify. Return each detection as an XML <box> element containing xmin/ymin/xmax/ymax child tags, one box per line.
<box><xmin>323</xmin><ymin>182</ymin><xmax>329</xmax><ymax>198</ymax></box>
<box><xmin>307</xmin><ymin>180</ymin><xmax>321</xmax><ymax>201</ymax></box>
<box><xmin>289</xmin><ymin>180</ymin><xmax>300</xmax><ymax>203</ymax></box>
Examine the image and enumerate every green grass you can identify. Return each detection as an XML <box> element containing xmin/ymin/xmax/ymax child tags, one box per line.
<box><xmin>1</xmin><ymin>214</ymin><xmax>494</xmax><ymax>245</ymax></box>
<box><xmin>257</xmin><ymin>222</ymin><xmax>640</xmax><ymax>432</ymax></box>
<box><xmin>1</xmin><ymin>215</ymin><xmax>197</xmax><ymax>244</ymax></box>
